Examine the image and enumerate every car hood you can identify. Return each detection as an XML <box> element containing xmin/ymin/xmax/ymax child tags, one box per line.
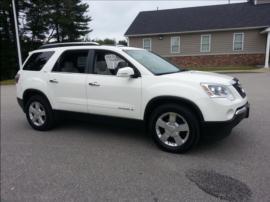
<box><xmin>161</xmin><ymin>70</ymin><xmax>234</xmax><ymax>85</ymax></box>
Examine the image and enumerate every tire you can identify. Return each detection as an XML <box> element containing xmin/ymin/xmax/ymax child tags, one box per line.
<box><xmin>25</xmin><ymin>95</ymin><xmax>54</xmax><ymax>131</ymax></box>
<box><xmin>148</xmin><ymin>104</ymin><xmax>200</xmax><ymax>153</ymax></box>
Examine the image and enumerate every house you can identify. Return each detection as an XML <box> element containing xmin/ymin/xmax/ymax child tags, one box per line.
<box><xmin>125</xmin><ymin>0</ymin><xmax>270</xmax><ymax>68</ymax></box>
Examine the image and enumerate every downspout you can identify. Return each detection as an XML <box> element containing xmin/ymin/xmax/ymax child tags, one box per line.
<box><xmin>265</xmin><ymin>31</ymin><xmax>270</xmax><ymax>68</ymax></box>
<box><xmin>126</xmin><ymin>37</ymin><xmax>130</xmax><ymax>47</ymax></box>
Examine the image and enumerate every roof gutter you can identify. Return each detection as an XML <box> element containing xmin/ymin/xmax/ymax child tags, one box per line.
<box><xmin>125</xmin><ymin>26</ymin><xmax>268</xmax><ymax>37</ymax></box>
<box><xmin>261</xmin><ymin>27</ymin><xmax>270</xmax><ymax>33</ymax></box>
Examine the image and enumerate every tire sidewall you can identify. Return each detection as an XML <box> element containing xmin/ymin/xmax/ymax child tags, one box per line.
<box><xmin>149</xmin><ymin>104</ymin><xmax>200</xmax><ymax>153</ymax></box>
<box><xmin>25</xmin><ymin>95</ymin><xmax>54</xmax><ymax>131</ymax></box>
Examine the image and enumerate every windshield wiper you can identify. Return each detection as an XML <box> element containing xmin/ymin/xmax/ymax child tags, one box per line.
<box><xmin>156</xmin><ymin>70</ymin><xmax>181</xmax><ymax>75</ymax></box>
<box><xmin>181</xmin><ymin>68</ymin><xmax>190</xmax><ymax>72</ymax></box>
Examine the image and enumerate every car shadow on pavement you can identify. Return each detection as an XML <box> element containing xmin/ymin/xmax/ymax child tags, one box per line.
<box><xmin>55</xmin><ymin>112</ymin><xmax>150</xmax><ymax>140</ymax></box>
<box><xmin>54</xmin><ymin>112</ymin><xmax>233</xmax><ymax>154</ymax></box>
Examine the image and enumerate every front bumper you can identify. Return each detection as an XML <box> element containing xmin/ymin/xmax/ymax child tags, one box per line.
<box><xmin>202</xmin><ymin>102</ymin><xmax>249</xmax><ymax>138</ymax></box>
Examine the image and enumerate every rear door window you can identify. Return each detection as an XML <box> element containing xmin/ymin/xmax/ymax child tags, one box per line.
<box><xmin>52</xmin><ymin>50</ymin><xmax>89</xmax><ymax>73</ymax></box>
<box><xmin>23</xmin><ymin>51</ymin><xmax>54</xmax><ymax>71</ymax></box>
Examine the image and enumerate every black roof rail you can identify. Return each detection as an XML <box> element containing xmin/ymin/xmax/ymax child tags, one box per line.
<box><xmin>116</xmin><ymin>44</ymin><xmax>127</xmax><ymax>47</ymax></box>
<box><xmin>38</xmin><ymin>42</ymin><xmax>100</xmax><ymax>49</ymax></box>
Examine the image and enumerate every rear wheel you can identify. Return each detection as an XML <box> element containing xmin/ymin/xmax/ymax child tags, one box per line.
<box><xmin>25</xmin><ymin>95</ymin><xmax>54</xmax><ymax>131</ymax></box>
<box><xmin>149</xmin><ymin>104</ymin><xmax>200</xmax><ymax>153</ymax></box>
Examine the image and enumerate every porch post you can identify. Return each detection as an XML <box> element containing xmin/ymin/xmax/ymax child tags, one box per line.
<box><xmin>265</xmin><ymin>31</ymin><xmax>270</xmax><ymax>68</ymax></box>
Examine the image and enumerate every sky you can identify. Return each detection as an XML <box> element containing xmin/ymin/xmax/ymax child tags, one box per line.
<box><xmin>85</xmin><ymin>0</ymin><xmax>247</xmax><ymax>41</ymax></box>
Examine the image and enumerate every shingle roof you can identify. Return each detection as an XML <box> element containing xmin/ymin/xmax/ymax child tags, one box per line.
<box><xmin>125</xmin><ymin>2</ymin><xmax>270</xmax><ymax>36</ymax></box>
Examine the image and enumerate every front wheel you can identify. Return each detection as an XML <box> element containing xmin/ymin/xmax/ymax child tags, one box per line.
<box><xmin>149</xmin><ymin>104</ymin><xmax>200</xmax><ymax>153</ymax></box>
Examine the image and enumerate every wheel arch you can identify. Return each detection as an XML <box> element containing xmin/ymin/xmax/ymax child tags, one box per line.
<box><xmin>144</xmin><ymin>96</ymin><xmax>204</xmax><ymax>123</ymax></box>
<box><xmin>22</xmin><ymin>89</ymin><xmax>52</xmax><ymax>112</ymax></box>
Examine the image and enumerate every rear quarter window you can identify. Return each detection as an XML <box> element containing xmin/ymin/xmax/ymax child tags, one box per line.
<box><xmin>23</xmin><ymin>51</ymin><xmax>54</xmax><ymax>71</ymax></box>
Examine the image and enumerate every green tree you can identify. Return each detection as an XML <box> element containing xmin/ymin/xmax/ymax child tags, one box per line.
<box><xmin>24</xmin><ymin>0</ymin><xmax>50</xmax><ymax>42</ymax></box>
<box><xmin>24</xmin><ymin>0</ymin><xmax>92</xmax><ymax>43</ymax></box>
<box><xmin>118</xmin><ymin>39</ymin><xmax>127</xmax><ymax>46</ymax></box>
<box><xmin>48</xmin><ymin>0</ymin><xmax>92</xmax><ymax>42</ymax></box>
<box><xmin>0</xmin><ymin>0</ymin><xmax>22</xmax><ymax>80</ymax></box>
<box><xmin>0</xmin><ymin>0</ymin><xmax>92</xmax><ymax>80</ymax></box>
<box><xmin>93</xmin><ymin>38</ymin><xmax>116</xmax><ymax>45</ymax></box>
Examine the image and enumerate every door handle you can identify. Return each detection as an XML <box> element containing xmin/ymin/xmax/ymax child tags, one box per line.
<box><xmin>49</xmin><ymin>79</ymin><xmax>58</xmax><ymax>84</ymax></box>
<box><xmin>88</xmin><ymin>82</ymin><xmax>100</xmax><ymax>87</ymax></box>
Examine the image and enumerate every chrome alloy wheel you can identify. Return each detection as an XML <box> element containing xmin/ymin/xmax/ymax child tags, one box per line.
<box><xmin>155</xmin><ymin>112</ymin><xmax>190</xmax><ymax>147</ymax></box>
<box><xmin>28</xmin><ymin>101</ymin><xmax>46</xmax><ymax>126</ymax></box>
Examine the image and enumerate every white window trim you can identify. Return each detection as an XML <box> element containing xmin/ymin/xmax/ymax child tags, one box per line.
<box><xmin>200</xmin><ymin>34</ymin><xmax>211</xmax><ymax>53</ymax></box>
<box><xmin>143</xmin><ymin>38</ymin><xmax>152</xmax><ymax>51</ymax></box>
<box><xmin>233</xmin><ymin>32</ymin><xmax>244</xmax><ymax>51</ymax></box>
<box><xmin>170</xmin><ymin>36</ymin><xmax>180</xmax><ymax>53</ymax></box>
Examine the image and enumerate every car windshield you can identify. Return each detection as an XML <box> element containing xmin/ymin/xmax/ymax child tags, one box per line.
<box><xmin>124</xmin><ymin>50</ymin><xmax>184</xmax><ymax>75</ymax></box>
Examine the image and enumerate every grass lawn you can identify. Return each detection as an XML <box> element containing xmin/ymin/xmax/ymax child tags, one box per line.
<box><xmin>0</xmin><ymin>79</ymin><xmax>15</xmax><ymax>85</ymax></box>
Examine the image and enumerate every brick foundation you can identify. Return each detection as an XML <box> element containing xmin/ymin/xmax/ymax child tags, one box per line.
<box><xmin>168</xmin><ymin>54</ymin><xmax>265</xmax><ymax>67</ymax></box>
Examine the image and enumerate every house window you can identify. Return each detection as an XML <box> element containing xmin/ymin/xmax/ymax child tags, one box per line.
<box><xmin>233</xmin><ymin>33</ymin><xmax>244</xmax><ymax>51</ymax></box>
<box><xmin>200</xmin><ymin>34</ymin><xmax>211</xmax><ymax>52</ymax></box>
<box><xmin>171</xmin><ymin>36</ymin><xmax>180</xmax><ymax>53</ymax></box>
<box><xmin>143</xmin><ymin>38</ymin><xmax>151</xmax><ymax>51</ymax></box>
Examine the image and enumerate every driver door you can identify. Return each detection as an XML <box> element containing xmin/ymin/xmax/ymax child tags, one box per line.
<box><xmin>86</xmin><ymin>50</ymin><xmax>142</xmax><ymax>119</ymax></box>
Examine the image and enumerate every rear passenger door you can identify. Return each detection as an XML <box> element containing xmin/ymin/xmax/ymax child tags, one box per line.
<box><xmin>48</xmin><ymin>49</ymin><xmax>90</xmax><ymax>113</ymax></box>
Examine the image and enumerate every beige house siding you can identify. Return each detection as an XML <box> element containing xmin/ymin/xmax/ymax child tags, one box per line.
<box><xmin>128</xmin><ymin>29</ymin><xmax>266</xmax><ymax>57</ymax></box>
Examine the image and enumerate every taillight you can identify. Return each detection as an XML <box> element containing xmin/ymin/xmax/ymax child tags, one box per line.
<box><xmin>15</xmin><ymin>73</ymin><xmax>20</xmax><ymax>83</ymax></box>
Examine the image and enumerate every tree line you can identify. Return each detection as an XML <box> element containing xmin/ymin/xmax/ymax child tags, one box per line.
<box><xmin>0</xmin><ymin>0</ymin><xmax>127</xmax><ymax>80</ymax></box>
<box><xmin>92</xmin><ymin>38</ymin><xmax>127</xmax><ymax>46</ymax></box>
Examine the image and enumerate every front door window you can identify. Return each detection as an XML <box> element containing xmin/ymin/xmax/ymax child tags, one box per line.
<box><xmin>93</xmin><ymin>51</ymin><xmax>130</xmax><ymax>75</ymax></box>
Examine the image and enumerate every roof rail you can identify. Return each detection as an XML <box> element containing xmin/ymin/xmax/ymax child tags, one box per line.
<box><xmin>116</xmin><ymin>44</ymin><xmax>127</xmax><ymax>47</ymax></box>
<box><xmin>39</xmin><ymin>42</ymin><xmax>99</xmax><ymax>49</ymax></box>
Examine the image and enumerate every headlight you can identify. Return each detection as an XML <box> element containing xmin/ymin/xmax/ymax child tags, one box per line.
<box><xmin>201</xmin><ymin>83</ymin><xmax>235</xmax><ymax>100</ymax></box>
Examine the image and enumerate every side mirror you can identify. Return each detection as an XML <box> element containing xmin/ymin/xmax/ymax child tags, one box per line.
<box><xmin>116</xmin><ymin>67</ymin><xmax>135</xmax><ymax>77</ymax></box>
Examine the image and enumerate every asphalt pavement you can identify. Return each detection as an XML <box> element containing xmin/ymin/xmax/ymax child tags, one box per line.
<box><xmin>1</xmin><ymin>73</ymin><xmax>270</xmax><ymax>201</ymax></box>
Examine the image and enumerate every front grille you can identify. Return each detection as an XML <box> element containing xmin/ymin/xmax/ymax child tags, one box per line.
<box><xmin>233</xmin><ymin>78</ymin><xmax>246</xmax><ymax>98</ymax></box>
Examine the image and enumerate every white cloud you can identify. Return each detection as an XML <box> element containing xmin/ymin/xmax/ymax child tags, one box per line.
<box><xmin>85</xmin><ymin>0</ymin><xmax>247</xmax><ymax>41</ymax></box>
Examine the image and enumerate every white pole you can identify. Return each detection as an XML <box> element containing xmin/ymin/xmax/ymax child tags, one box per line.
<box><xmin>265</xmin><ymin>32</ymin><xmax>270</xmax><ymax>68</ymax></box>
<box><xmin>12</xmin><ymin>0</ymin><xmax>22</xmax><ymax>69</ymax></box>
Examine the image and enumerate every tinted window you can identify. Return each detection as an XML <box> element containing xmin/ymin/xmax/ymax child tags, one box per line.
<box><xmin>94</xmin><ymin>51</ymin><xmax>130</xmax><ymax>75</ymax></box>
<box><xmin>53</xmin><ymin>50</ymin><xmax>89</xmax><ymax>73</ymax></box>
<box><xmin>23</xmin><ymin>51</ymin><xmax>54</xmax><ymax>71</ymax></box>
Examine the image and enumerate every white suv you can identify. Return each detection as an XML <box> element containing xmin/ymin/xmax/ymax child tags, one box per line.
<box><xmin>16</xmin><ymin>42</ymin><xmax>249</xmax><ymax>152</ymax></box>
